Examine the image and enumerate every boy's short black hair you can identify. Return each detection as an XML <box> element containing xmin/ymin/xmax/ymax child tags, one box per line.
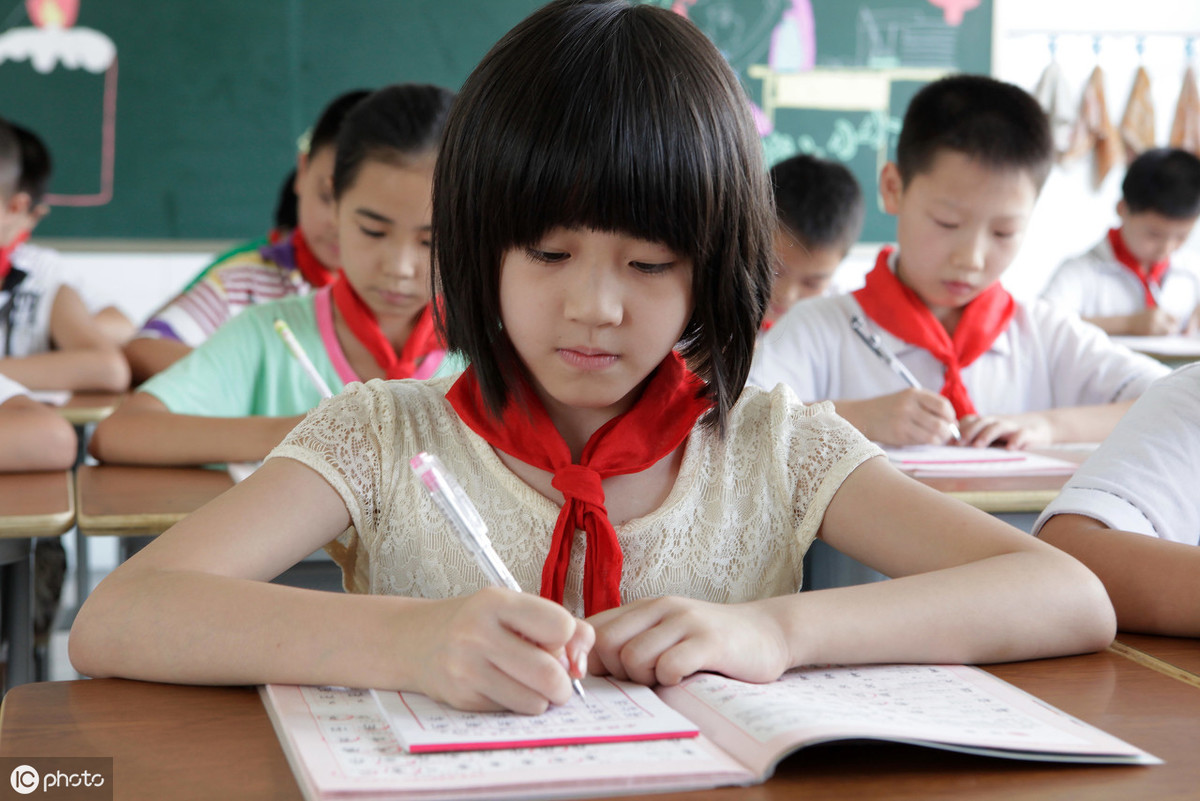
<box><xmin>0</xmin><ymin>118</ymin><xmax>18</xmax><ymax>199</ymax></box>
<box><xmin>274</xmin><ymin>168</ymin><xmax>298</xmax><ymax>232</ymax></box>
<box><xmin>433</xmin><ymin>0</ymin><xmax>774</xmax><ymax>432</ymax></box>
<box><xmin>896</xmin><ymin>74</ymin><xmax>1053</xmax><ymax>191</ymax></box>
<box><xmin>332</xmin><ymin>83</ymin><xmax>454</xmax><ymax>201</ymax></box>
<box><xmin>770</xmin><ymin>154</ymin><xmax>864</xmax><ymax>254</ymax></box>
<box><xmin>1122</xmin><ymin>148</ymin><xmax>1200</xmax><ymax>219</ymax></box>
<box><xmin>307</xmin><ymin>89</ymin><xmax>372</xmax><ymax>157</ymax></box>
<box><xmin>11</xmin><ymin>122</ymin><xmax>53</xmax><ymax>206</ymax></box>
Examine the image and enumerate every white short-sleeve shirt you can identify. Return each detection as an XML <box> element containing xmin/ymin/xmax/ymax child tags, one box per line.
<box><xmin>1</xmin><ymin>243</ymin><xmax>66</xmax><ymax>358</ymax></box>
<box><xmin>748</xmin><ymin>292</ymin><xmax>1169</xmax><ymax>415</ymax></box>
<box><xmin>1040</xmin><ymin>235</ymin><xmax>1200</xmax><ymax>322</ymax></box>
<box><xmin>1034</xmin><ymin>363</ymin><xmax>1200</xmax><ymax>545</ymax></box>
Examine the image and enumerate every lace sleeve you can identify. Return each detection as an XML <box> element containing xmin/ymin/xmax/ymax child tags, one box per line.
<box><xmin>767</xmin><ymin>387</ymin><xmax>883</xmax><ymax>541</ymax></box>
<box><xmin>268</xmin><ymin>380</ymin><xmax>400</xmax><ymax>591</ymax></box>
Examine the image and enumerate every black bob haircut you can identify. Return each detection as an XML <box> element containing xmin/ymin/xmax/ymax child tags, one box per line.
<box><xmin>896</xmin><ymin>74</ymin><xmax>1053</xmax><ymax>192</ymax></box>
<box><xmin>770</xmin><ymin>154</ymin><xmax>865</xmax><ymax>254</ymax></box>
<box><xmin>332</xmin><ymin>83</ymin><xmax>455</xmax><ymax>202</ymax></box>
<box><xmin>433</xmin><ymin>0</ymin><xmax>775</xmax><ymax>434</ymax></box>
<box><xmin>0</xmin><ymin>119</ymin><xmax>52</xmax><ymax>205</ymax></box>
<box><xmin>1122</xmin><ymin>147</ymin><xmax>1200</xmax><ymax>219</ymax></box>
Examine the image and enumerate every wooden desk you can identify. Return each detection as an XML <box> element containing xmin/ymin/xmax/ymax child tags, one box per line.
<box><xmin>0</xmin><ymin>471</ymin><xmax>74</xmax><ymax>690</ymax></box>
<box><xmin>57</xmin><ymin>391</ymin><xmax>125</xmax><ymax>426</ymax></box>
<box><xmin>913</xmin><ymin>449</ymin><xmax>1090</xmax><ymax>515</ymax></box>
<box><xmin>2</xmin><ymin>648</ymin><xmax>1197</xmax><ymax>800</ymax></box>
<box><xmin>1113</xmin><ymin>633</ymin><xmax>1200</xmax><ymax>688</ymax></box>
<box><xmin>75</xmin><ymin>463</ymin><xmax>234</xmax><ymax>538</ymax></box>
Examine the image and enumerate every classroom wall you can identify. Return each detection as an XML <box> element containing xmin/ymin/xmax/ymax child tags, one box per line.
<box><xmin>44</xmin><ymin>0</ymin><xmax>1200</xmax><ymax>321</ymax></box>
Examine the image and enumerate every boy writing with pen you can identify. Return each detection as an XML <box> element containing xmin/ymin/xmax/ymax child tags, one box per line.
<box><xmin>750</xmin><ymin>74</ymin><xmax>1168</xmax><ymax>449</ymax></box>
<box><xmin>88</xmin><ymin>85</ymin><xmax>464</xmax><ymax>466</ymax></box>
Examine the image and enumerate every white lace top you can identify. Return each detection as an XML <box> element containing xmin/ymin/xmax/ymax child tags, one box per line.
<box><xmin>270</xmin><ymin>377</ymin><xmax>881</xmax><ymax>615</ymax></box>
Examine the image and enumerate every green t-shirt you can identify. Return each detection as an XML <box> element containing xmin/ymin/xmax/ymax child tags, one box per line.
<box><xmin>140</xmin><ymin>290</ymin><xmax>464</xmax><ymax>417</ymax></box>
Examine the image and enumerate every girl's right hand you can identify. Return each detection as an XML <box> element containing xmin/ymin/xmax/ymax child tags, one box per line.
<box><xmin>407</xmin><ymin>587</ymin><xmax>593</xmax><ymax>714</ymax></box>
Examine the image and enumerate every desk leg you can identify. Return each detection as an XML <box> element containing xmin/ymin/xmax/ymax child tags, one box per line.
<box><xmin>0</xmin><ymin>538</ymin><xmax>35</xmax><ymax>690</ymax></box>
<box><xmin>73</xmin><ymin>423</ymin><xmax>93</xmax><ymax>609</ymax></box>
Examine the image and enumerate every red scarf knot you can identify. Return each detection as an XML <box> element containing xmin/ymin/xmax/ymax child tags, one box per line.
<box><xmin>445</xmin><ymin>352</ymin><xmax>710</xmax><ymax>616</ymax></box>
<box><xmin>852</xmin><ymin>246</ymin><xmax>1015</xmax><ymax>419</ymax></box>
<box><xmin>1108</xmin><ymin>227</ymin><xmax>1169</xmax><ymax>308</ymax></box>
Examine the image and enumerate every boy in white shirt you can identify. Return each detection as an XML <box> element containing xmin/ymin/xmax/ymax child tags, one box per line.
<box><xmin>1041</xmin><ymin>148</ymin><xmax>1200</xmax><ymax>336</ymax></box>
<box><xmin>0</xmin><ymin>118</ymin><xmax>129</xmax><ymax>392</ymax></box>
<box><xmin>762</xmin><ymin>154</ymin><xmax>864</xmax><ymax>328</ymax></box>
<box><xmin>749</xmin><ymin>75</ymin><xmax>1168</xmax><ymax>449</ymax></box>
<box><xmin>1035</xmin><ymin>364</ymin><xmax>1200</xmax><ymax>637</ymax></box>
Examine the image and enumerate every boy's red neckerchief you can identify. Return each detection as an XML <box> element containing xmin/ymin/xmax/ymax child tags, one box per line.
<box><xmin>852</xmin><ymin>246</ymin><xmax>1015</xmax><ymax>418</ymax></box>
<box><xmin>329</xmin><ymin>270</ymin><xmax>439</xmax><ymax>380</ymax></box>
<box><xmin>445</xmin><ymin>351</ymin><xmax>710</xmax><ymax>615</ymax></box>
<box><xmin>0</xmin><ymin>231</ymin><xmax>30</xmax><ymax>284</ymax></box>
<box><xmin>1108</xmin><ymin>227</ymin><xmax>1170</xmax><ymax>309</ymax></box>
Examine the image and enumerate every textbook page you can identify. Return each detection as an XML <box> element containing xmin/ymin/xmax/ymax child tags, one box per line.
<box><xmin>373</xmin><ymin>675</ymin><xmax>699</xmax><ymax>753</ymax></box>
<box><xmin>261</xmin><ymin>684</ymin><xmax>751</xmax><ymax>801</ymax></box>
<box><xmin>656</xmin><ymin>664</ymin><xmax>1160</xmax><ymax>780</ymax></box>
<box><xmin>883</xmin><ymin>445</ymin><xmax>1078</xmax><ymax>476</ymax></box>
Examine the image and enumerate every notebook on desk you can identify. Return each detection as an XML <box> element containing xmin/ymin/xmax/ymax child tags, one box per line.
<box><xmin>883</xmin><ymin>445</ymin><xmax>1079</xmax><ymax>476</ymax></box>
<box><xmin>261</xmin><ymin>664</ymin><xmax>1159</xmax><ymax>801</ymax></box>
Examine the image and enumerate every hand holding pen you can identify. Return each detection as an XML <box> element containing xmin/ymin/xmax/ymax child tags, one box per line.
<box><xmin>850</xmin><ymin>315</ymin><xmax>962</xmax><ymax>443</ymax></box>
<box><xmin>411</xmin><ymin>452</ymin><xmax>590</xmax><ymax>707</ymax></box>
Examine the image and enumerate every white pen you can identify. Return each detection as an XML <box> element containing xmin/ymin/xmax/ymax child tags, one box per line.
<box><xmin>849</xmin><ymin>314</ymin><xmax>962</xmax><ymax>442</ymax></box>
<box><xmin>409</xmin><ymin>451</ymin><xmax>587</xmax><ymax>703</ymax></box>
<box><xmin>274</xmin><ymin>319</ymin><xmax>335</xmax><ymax>399</ymax></box>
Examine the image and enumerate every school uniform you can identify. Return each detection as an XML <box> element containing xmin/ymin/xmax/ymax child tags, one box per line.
<box><xmin>1041</xmin><ymin>233</ymin><xmax>1200</xmax><ymax>323</ymax></box>
<box><xmin>139</xmin><ymin>287</ymin><xmax>462</xmax><ymax>418</ymax></box>
<box><xmin>1034</xmin><ymin>363</ymin><xmax>1200</xmax><ymax>546</ymax></box>
<box><xmin>748</xmin><ymin>251</ymin><xmax>1171</xmax><ymax>416</ymax></box>
<box><xmin>0</xmin><ymin>243</ymin><xmax>66</xmax><ymax>359</ymax></box>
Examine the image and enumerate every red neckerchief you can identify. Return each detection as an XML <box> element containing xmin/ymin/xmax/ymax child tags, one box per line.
<box><xmin>852</xmin><ymin>246</ymin><xmax>1015</xmax><ymax>418</ymax></box>
<box><xmin>291</xmin><ymin>228</ymin><xmax>335</xmax><ymax>289</ymax></box>
<box><xmin>1108</xmin><ymin>227</ymin><xmax>1169</xmax><ymax>308</ymax></box>
<box><xmin>330</xmin><ymin>270</ymin><xmax>439</xmax><ymax>379</ymax></box>
<box><xmin>0</xmin><ymin>231</ymin><xmax>30</xmax><ymax>284</ymax></box>
<box><xmin>445</xmin><ymin>352</ymin><xmax>710</xmax><ymax>615</ymax></box>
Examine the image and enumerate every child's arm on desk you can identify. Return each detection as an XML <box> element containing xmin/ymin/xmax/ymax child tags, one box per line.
<box><xmin>123</xmin><ymin>337</ymin><xmax>193</xmax><ymax>386</ymax></box>
<box><xmin>587</xmin><ymin>456</ymin><xmax>1115</xmax><ymax>687</ymax></box>
<box><xmin>0</xmin><ymin>286</ymin><xmax>129</xmax><ymax>392</ymax></box>
<box><xmin>1038</xmin><ymin>514</ymin><xmax>1200</xmax><ymax>638</ymax></box>
<box><xmin>0</xmin><ymin>394</ymin><xmax>77</xmax><ymax>470</ymax></box>
<box><xmin>69</xmin><ymin>456</ymin><xmax>593</xmax><ymax>714</ymax></box>
<box><xmin>958</xmin><ymin>401</ymin><xmax>1134</xmax><ymax>449</ymax></box>
<box><xmin>833</xmin><ymin>390</ymin><xmax>959</xmax><ymax>446</ymax></box>
<box><xmin>88</xmin><ymin>391</ymin><xmax>304</xmax><ymax>465</ymax></box>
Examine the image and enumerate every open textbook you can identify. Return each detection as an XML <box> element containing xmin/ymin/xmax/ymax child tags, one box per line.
<box><xmin>261</xmin><ymin>664</ymin><xmax>1159</xmax><ymax>801</ymax></box>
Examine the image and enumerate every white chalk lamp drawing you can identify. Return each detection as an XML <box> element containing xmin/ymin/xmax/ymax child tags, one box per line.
<box><xmin>0</xmin><ymin>0</ymin><xmax>117</xmax><ymax>206</ymax></box>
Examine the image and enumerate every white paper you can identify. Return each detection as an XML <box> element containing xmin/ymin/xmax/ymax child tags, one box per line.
<box><xmin>883</xmin><ymin>445</ymin><xmax>1077</xmax><ymax>476</ymax></box>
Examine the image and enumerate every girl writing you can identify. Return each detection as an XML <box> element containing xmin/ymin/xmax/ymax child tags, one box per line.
<box><xmin>88</xmin><ymin>84</ymin><xmax>458</xmax><ymax>466</ymax></box>
<box><xmin>71</xmin><ymin>0</ymin><xmax>1114</xmax><ymax>713</ymax></box>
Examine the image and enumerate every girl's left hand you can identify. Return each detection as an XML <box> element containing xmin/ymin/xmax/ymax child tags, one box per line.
<box><xmin>956</xmin><ymin>413</ymin><xmax>1052</xmax><ymax>450</ymax></box>
<box><xmin>585</xmin><ymin>596</ymin><xmax>789</xmax><ymax>687</ymax></box>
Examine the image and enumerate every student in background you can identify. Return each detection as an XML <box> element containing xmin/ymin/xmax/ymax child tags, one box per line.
<box><xmin>749</xmin><ymin>75</ymin><xmax>1169</xmax><ymax>449</ymax></box>
<box><xmin>72</xmin><ymin>1</ymin><xmax>1114</xmax><ymax>714</ymax></box>
<box><xmin>763</xmin><ymin>154</ymin><xmax>864</xmax><ymax>329</ymax></box>
<box><xmin>123</xmin><ymin>89</ymin><xmax>371</xmax><ymax>383</ymax></box>
<box><xmin>88</xmin><ymin>84</ymin><xmax>460</xmax><ymax>466</ymax></box>
<box><xmin>1041</xmin><ymin>148</ymin><xmax>1200</xmax><ymax>336</ymax></box>
<box><xmin>0</xmin><ymin>373</ymin><xmax>76</xmax><ymax>471</ymax></box>
<box><xmin>0</xmin><ymin>118</ymin><xmax>129</xmax><ymax>392</ymax></box>
<box><xmin>1036</xmin><ymin>364</ymin><xmax>1200</xmax><ymax>637</ymax></box>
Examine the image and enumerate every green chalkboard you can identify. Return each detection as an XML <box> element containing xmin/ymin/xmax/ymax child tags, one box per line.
<box><xmin>0</xmin><ymin>0</ymin><xmax>990</xmax><ymax>242</ymax></box>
